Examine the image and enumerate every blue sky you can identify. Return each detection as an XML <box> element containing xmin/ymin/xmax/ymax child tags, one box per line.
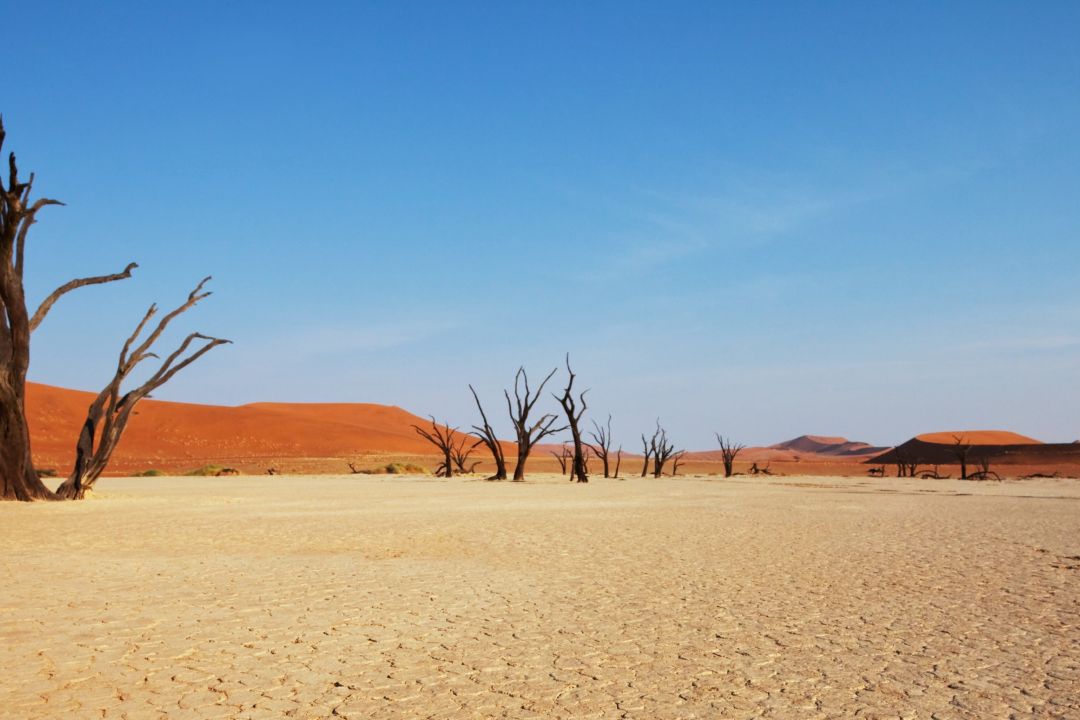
<box><xmin>8</xmin><ymin>1</ymin><xmax>1080</xmax><ymax>447</ymax></box>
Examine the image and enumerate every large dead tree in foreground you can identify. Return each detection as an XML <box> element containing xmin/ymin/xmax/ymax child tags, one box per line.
<box><xmin>412</xmin><ymin>417</ymin><xmax>462</xmax><ymax>477</ymax></box>
<box><xmin>505</xmin><ymin>366</ymin><xmax>565</xmax><ymax>481</ymax></box>
<box><xmin>1</xmin><ymin>117</ymin><xmax>140</xmax><ymax>501</ymax></box>
<box><xmin>555</xmin><ymin>355</ymin><xmax>588</xmax><ymax>483</ymax></box>
<box><xmin>54</xmin><ymin>278</ymin><xmax>229</xmax><ymax>499</ymax></box>
<box><xmin>714</xmin><ymin>434</ymin><xmax>745</xmax><ymax>478</ymax></box>
<box><xmin>587</xmin><ymin>414</ymin><xmax>614</xmax><ymax>478</ymax></box>
<box><xmin>468</xmin><ymin>384</ymin><xmax>507</xmax><ymax>481</ymax></box>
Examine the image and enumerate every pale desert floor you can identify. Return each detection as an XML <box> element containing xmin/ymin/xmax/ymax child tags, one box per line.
<box><xmin>2</xmin><ymin>474</ymin><xmax>1079</xmax><ymax>719</ymax></box>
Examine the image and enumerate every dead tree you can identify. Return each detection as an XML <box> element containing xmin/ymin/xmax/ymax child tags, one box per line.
<box><xmin>891</xmin><ymin>447</ymin><xmax>919</xmax><ymax>478</ymax></box>
<box><xmin>714</xmin><ymin>434</ymin><xmax>745</xmax><ymax>478</ymax></box>
<box><xmin>670</xmin><ymin>450</ymin><xmax>686</xmax><ymax>476</ymax></box>
<box><xmin>412</xmin><ymin>416</ymin><xmax>461</xmax><ymax>478</ymax></box>
<box><xmin>867</xmin><ymin>465</ymin><xmax>885</xmax><ymax>477</ymax></box>
<box><xmin>550</xmin><ymin>446</ymin><xmax>571</xmax><ymax>475</ymax></box>
<box><xmin>650</xmin><ymin>421</ymin><xmax>678</xmax><ymax>478</ymax></box>
<box><xmin>613</xmin><ymin>446</ymin><xmax>622</xmax><ymax>478</ymax></box>
<box><xmin>554</xmin><ymin>355</ymin><xmax>588</xmax><ymax>483</ymax></box>
<box><xmin>53</xmin><ymin>278</ymin><xmax>229</xmax><ymax>499</ymax></box>
<box><xmin>468</xmin><ymin>384</ymin><xmax>507</xmax><ymax>481</ymax></box>
<box><xmin>505</xmin><ymin>366</ymin><xmax>565</xmax><ymax>481</ymax></box>
<box><xmin>587</xmin><ymin>414</ymin><xmax>614</xmax><ymax>478</ymax></box>
<box><xmin>968</xmin><ymin>455</ymin><xmax>1001</xmax><ymax>481</ymax></box>
<box><xmin>1</xmin><ymin>118</ymin><xmax>139</xmax><ymax>500</ymax></box>
<box><xmin>952</xmin><ymin>434</ymin><xmax>973</xmax><ymax>480</ymax></box>
<box><xmin>640</xmin><ymin>432</ymin><xmax>654</xmax><ymax>477</ymax></box>
<box><xmin>451</xmin><ymin>433</ymin><xmax>481</xmax><ymax>474</ymax></box>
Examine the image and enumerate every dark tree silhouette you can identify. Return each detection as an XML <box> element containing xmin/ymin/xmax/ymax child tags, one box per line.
<box><xmin>468</xmin><ymin>384</ymin><xmax>507</xmax><ymax>481</ymax></box>
<box><xmin>613</xmin><ymin>446</ymin><xmax>623</xmax><ymax>478</ymax></box>
<box><xmin>650</xmin><ymin>422</ymin><xmax>678</xmax><ymax>477</ymax></box>
<box><xmin>670</xmin><ymin>450</ymin><xmax>686</xmax><ymax>476</ymax></box>
<box><xmin>412</xmin><ymin>417</ymin><xmax>461</xmax><ymax>478</ymax></box>
<box><xmin>450</xmin><ymin>433</ymin><xmax>481</xmax><ymax>474</ymax></box>
<box><xmin>54</xmin><ymin>278</ymin><xmax>229</xmax><ymax>499</ymax></box>
<box><xmin>714</xmin><ymin>434</ymin><xmax>745</xmax><ymax>478</ymax></box>
<box><xmin>555</xmin><ymin>355</ymin><xmax>588</xmax><ymax>483</ymax></box>
<box><xmin>952</xmin><ymin>434</ymin><xmax>973</xmax><ymax>480</ymax></box>
<box><xmin>551</xmin><ymin>446</ymin><xmax>571</xmax><ymax>475</ymax></box>
<box><xmin>2</xmin><ymin>117</ymin><xmax>142</xmax><ymax>500</ymax></box>
<box><xmin>587</xmin><ymin>414</ymin><xmax>614</xmax><ymax>478</ymax></box>
<box><xmin>640</xmin><ymin>432</ymin><xmax>654</xmax><ymax>477</ymax></box>
<box><xmin>505</xmin><ymin>366</ymin><xmax>565</xmax><ymax>481</ymax></box>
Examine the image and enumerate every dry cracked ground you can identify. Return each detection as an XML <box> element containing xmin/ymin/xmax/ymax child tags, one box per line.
<box><xmin>1</xmin><ymin>474</ymin><xmax>1078</xmax><ymax>719</ymax></box>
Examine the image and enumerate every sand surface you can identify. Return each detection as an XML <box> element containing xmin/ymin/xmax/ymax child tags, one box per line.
<box><xmin>2</xmin><ymin>474</ymin><xmax>1079</xmax><ymax>719</ymax></box>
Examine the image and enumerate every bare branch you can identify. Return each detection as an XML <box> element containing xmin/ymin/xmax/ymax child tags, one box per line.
<box><xmin>30</xmin><ymin>262</ymin><xmax>138</xmax><ymax>332</ymax></box>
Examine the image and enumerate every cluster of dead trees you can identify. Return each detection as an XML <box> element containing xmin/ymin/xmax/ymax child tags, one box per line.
<box><xmin>881</xmin><ymin>435</ymin><xmax>1001</xmax><ymax>481</ymax></box>
<box><xmin>413</xmin><ymin>355</ymin><xmax>717</xmax><ymax>483</ymax></box>
<box><xmin>0</xmin><ymin>118</ymin><xmax>228</xmax><ymax>501</ymax></box>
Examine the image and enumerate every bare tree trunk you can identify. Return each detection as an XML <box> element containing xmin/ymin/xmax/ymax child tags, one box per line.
<box><xmin>469</xmin><ymin>384</ymin><xmax>507</xmax><ymax>481</ymax></box>
<box><xmin>649</xmin><ymin>421</ymin><xmax>677</xmax><ymax>477</ymax></box>
<box><xmin>613</xmin><ymin>447</ymin><xmax>622</xmax><ymax>478</ymax></box>
<box><xmin>587</xmin><ymin>414</ymin><xmax>613</xmax><ymax>478</ymax></box>
<box><xmin>54</xmin><ymin>279</ymin><xmax>228</xmax><ymax>499</ymax></box>
<box><xmin>952</xmin><ymin>434</ymin><xmax>971</xmax><ymax>480</ymax></box>
<box><xmin>715</xmin><ymin>434</ymin><xmax>745</xmax><ymax>478</ymax></box>
<box><xmin>555</xmin><ymin>354</ymin><xmax>588</xmax><ymax>483</ymax></box>
<box><xmin>551</xmin><ymin>447</ymin><xmax>570</xmax><ymax>475</ymax></box>
<box><xmin>505</xmin><ymin>366</ymin><xmax>565</xmax><ymax>482</ymax></box>
<box><xmin>412</xmin><ymin>416</ymin><xmax>461</xmax><ymax>478</ymax></box>
<box><xmin>1</xmin><ymin>119</ymin><xmax>137</xmax><ymax>501</ymax></box>
<box><xmin>640</xmin><ymin>433</ymin><xmax>653</xmax><ymax>477</ymax></box>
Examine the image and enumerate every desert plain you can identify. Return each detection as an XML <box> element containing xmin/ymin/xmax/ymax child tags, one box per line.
<box><xmin>2</xmin><ymin>473</ymin><xmax>1078</xmax><ymax>719</ymax></box>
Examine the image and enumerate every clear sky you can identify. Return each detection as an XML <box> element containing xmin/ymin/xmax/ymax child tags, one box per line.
<box><xmin>8</xmin><ymin>1</ymin><xmax>1080</xmax><ymax>448</ymax></box>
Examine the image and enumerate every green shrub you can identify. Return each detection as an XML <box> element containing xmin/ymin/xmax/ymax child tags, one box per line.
<box><xmin>185</xmin><ymin>464</ymin><xmax>225</xmax><ymax>477</ymax></box>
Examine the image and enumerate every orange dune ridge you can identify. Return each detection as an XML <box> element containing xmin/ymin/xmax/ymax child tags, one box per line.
<box><xmin>916</xmin><ymin>430</ymin><xmax>1042</xmax><ymax>445</ymax></box>
<box><xmin>26</xmin><ymin>382</ymin><xmax>454</xmax><ymax>475</ymax></box>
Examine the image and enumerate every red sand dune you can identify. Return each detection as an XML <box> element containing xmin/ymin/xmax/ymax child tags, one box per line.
<box><xmin>689</xmin><ymin>435</ymin><xmax>887</xmax><ymax>464</ymax></box>
<box><xmin>26</xmin><ymin>382</ymin><xmax>457</xmax><ymax>475</ymax></box>
<box><xmin>915</xmin><ymin>430</ymin><xmax>1042</xmax><ymax>445</ymax></box>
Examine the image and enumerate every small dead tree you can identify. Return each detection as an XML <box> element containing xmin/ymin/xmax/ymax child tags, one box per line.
<box><xmin>587</xmin><ymin>414</ymin><xmax>614</xmax><ymax>478</ymax></box>
<box><xmin>53</xmin><ymin>278</ymin><xmax>229</xmax><ymax>499</ymax></box>
<box><xmin>670</xmin><ymin>450</ymin><xmax>686</xmax><ymax>476</ymax></box>
<box><xmin>468</xmin><ymin>384</ymin><xmax>507</xmax><ymax>481</ymax></box>
<box><xmin>505</xmin><ymin>366</ymin><xmax>565</xmax><ymax>481</ymax></box>
<box><xmin>554</xmin><ymin>354</ymin><xmax>588</xmax><ymax>483</ymax></box>
<box><xmin>613</xmin><ymin>446</ymin><xmax>622</xmax><ymax>478</ymax></box>
<box><xmin>640</xmin><ymin>432</ymin><xmax>654</xmax><ymax>477</ymax></box>
<box><xmin>1</xmin><ymin>118</ymin><xmax>140</xmax><ymax>500</ymax></box>
<box><xmin>968</xmin><ymin>455</ymin><xmax>1001</xmax><ymax>481</ymax></box>
<box><xmin>550</xmin><ymin>446</ymin><xmax>571</xmax><ymax>475</ymax></box>
<box><xmin>451</xmin><ymin>433</ymin><xmax>481</xmax><ymax>474</ymax></box>
<box><xmin>412</xmin><ymin>416</ymin><xmax>461</xmax><ymax>478</ymax></box>
<box><xmin>650</xmin><ymin>421</ymin><xmax>678</xmax><ymax>478</ymax></box>
<box><xmin>715</xmin><ymin>434</ymin><xmax>745</xmax><ymax>478</ymax></box>
<box><xmin>952</xmin><ymin>434</ymin><xmax>973</xmax><ymax>480</ymax></box>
